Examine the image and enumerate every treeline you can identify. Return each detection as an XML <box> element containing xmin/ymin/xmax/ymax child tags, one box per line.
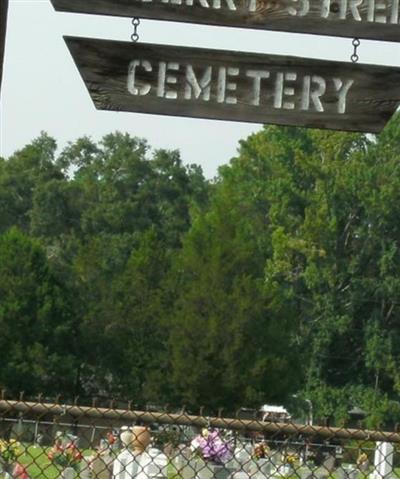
<box><xmin>2</xmin><ymin>117</ymin><xmax>400</xmax><ymax>427</ymax></box>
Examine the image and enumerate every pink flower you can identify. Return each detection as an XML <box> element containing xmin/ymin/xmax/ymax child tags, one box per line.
<box><xmin>191</xmin><ymin>430</ymin><xmax>233</xmax><ymax>464</ymax></box>
<box><xmin>13</xmin><ymin>463</ymin><xmax>29</xmax><ymax>479</ymax></box>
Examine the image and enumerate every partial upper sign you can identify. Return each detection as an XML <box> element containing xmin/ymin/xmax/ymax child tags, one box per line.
<box><xmin>65</xmin><ymin>37</ymin><xmax>400</xmax><ymax>132</ymax></box>
<box><xmin>0</xmin><ymin>0</ymin><xmax>9</xmax><ymax>94</ymax></box>
<box><xmin>52</xmin><ymin>0</ymin><xmax>400</xmax><ymax>42</ymax></box>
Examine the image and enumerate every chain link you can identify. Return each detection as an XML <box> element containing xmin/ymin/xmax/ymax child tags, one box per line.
<box><xmin>1</xmin><ymin>396</ymin><xmax>400</xmax><ymax>479</ymax></box>
<box><xmin>131</xmin><ymin>17</ymin><xmax>140</xmax><ymax>42</ymax></box>
<box><xmin>351</xmin><ymin>37</ymin><xmax>360</xmax><ymax>63</ymax></box>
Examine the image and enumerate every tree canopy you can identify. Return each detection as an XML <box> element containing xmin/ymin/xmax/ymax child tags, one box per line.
<box><xmin>2</xmin><ymin>117</ymin><xmax>400</xmax><ymax>425</ymax></box>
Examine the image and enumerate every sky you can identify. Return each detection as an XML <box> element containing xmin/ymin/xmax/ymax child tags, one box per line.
<box><xmin>1</xmin><ymin>0</ymin><xmax>400</xmax><ymax>177</ymax></box>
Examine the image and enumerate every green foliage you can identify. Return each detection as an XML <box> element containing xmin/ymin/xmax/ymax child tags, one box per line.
<box><xmin>0</xmin><ymin>228</ymin><xmax>77</xmax><ymax>394</ymax></box>
<box><xmin>169</xmin><ymin>131</ymin><xmax>306</xmax><ymax>409</ymax></box>
<box><xmin>2</xmin><ymin>116</ymin><xmax>400</xmax><ymax>423</ymax></box>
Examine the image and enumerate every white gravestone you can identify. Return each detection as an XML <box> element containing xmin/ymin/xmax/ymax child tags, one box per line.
<box><xmin>113</xmin><ymin>450</ymin><xmax>140</xmax><ymax>479</ymax></box>
<box><xmin>248</xmin><ymin>458</ymin><xmax>274</xmax><ymax>479</ymax></box>
<box><xmin>92</xmin><ymin>451</ymin><xmax>114</xmax><ymax>479</ymax></box>
<box><xmin>79</xmin><ymin>456</ymin><xmax>93</xmax><ymax>479</ymax></box>
<box><xmin>195</xmin><ymin>462</ymin><xmax>233</xmax><ymax>479</ymax></box>
<box><xmin>172</xmin><ymin>446</ymin><xmax>196</xmax><ymax>479</ymax></box>
<box><xmin>334</xmin><ymin>466</ymin><xmax>346</xmax><ymax>479</ymax></box>
<box><xmin>136</xmin><ymin>449</ymin><xmax>168</xmax><ymax>479</ymax></box>
<box><xmin>233</xmin><ymin>445</ymin><xmax>252</xmax><ymax>473</ymax></box>
<box><xmin>372</xmin><ymin>442</ymin><xmax>394</xmax><ymax>479</ymax></box>
<box><xmin>228</xmin><ymin>471</ymin><xmax>251</xmax><ymax>479</ymax></box>
<box><xmin>299</xmin><ymin>466</ymin><xmax>313</xmax><ymax>479</ymax></box>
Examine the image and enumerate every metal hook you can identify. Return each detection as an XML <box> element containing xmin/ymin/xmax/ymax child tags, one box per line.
<box><xmin>351</xmin><ymin>37</ymin><xmax>360</xmax><ymax>63</ymax></box>
<box><xmin>131</xmin><ymin>17</ymin><xmax>140</xmax><ymax>42</ymax></box>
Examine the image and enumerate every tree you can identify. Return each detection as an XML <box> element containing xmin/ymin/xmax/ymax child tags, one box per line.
<box><xmin>169</xmin><ymin>127</ymin><xmax>311</xmax><ymax>410</ymax></box>
<box><xmin>0</xmin><ymin>228</ymin><xmax>78</xmax><ymax>395</ymax></box>
<box><xmin>0</xmin><ymin>133</ymin><xmax>63</xmax><ymax>234</ymax></box>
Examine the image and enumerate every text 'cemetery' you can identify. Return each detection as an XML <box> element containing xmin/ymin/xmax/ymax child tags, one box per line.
<box><xmin>65</xmin><ymin>37</ymin><xmax>400</xmax><ymax>132</ymax></box>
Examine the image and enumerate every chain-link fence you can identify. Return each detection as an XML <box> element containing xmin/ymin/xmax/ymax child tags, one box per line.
<box><xmin>0</xmin><ymin>398</ymin><xmax>399</xmax><ymax>479</ymax></box>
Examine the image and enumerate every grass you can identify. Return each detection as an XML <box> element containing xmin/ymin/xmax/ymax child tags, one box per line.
<box><xmin>13</xmin><ymin>445</ymin><xmax>177</xmax><ymax>479</ymax></box>
<box><xmin>16</xmin><ymin>445</ymin><xmax>95</xmax><ymax>479</ymax></box>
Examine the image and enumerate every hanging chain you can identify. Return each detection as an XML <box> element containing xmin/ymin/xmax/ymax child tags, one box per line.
<box><xmin>131</xmin><ymin>17</ymin><xmax>140</xmax><ymax>42</ymax></box>
<box><xmin>351</xmin><ymin>37</ymin><xmax>360</xmax><ymax>63</ymax></box>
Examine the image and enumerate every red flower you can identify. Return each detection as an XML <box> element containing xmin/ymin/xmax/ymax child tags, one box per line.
<box><xmin>13</xmin><ymin>463</ymin><xmax>29</xmax><ymax>479</ymax></box>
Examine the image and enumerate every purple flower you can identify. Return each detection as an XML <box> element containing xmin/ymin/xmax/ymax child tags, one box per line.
<box><xmin>191</xmin><ymin>430</ymin><xmax>233</xmax><ymax>464</ymax></box>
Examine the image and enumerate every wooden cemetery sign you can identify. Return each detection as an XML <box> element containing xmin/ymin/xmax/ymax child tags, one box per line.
<box><xmin>65</xmin><ymin>37</ymin><xmax>400</xmax><ymax>132</ymax></box>
<box><xmin>52</xmin><ymin>0</ymin><xmax>400</xmax><ymax>42</ymax></box>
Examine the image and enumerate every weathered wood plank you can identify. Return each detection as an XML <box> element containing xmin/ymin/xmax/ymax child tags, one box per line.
<box><xmin>0</xmin><ymin>0</ymin><xmax>9</xmax><ymax>97</ymax></box>
<box><xmin>64</xmin><ymin>36</ymin><xmax>400</xmax><ymax>133</ymax></box>
<box><xmin>52</xmin><ymin>0</ymin><xmax>400</xmax><ymax>42</ymax></box>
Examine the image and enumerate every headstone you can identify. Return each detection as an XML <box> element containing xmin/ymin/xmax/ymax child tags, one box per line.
<box><xmin>172</xmin><ymin>446</ymin><xmax>196</xmax><ymax>479</ymax></box>
<box><xmin>249</xmin><ymin>458</ymin><xmax>274</xmax><ymax>479</ymax></box>
<box><xmin>348</xmin><ymin>466</ymin><xmax>359</xmax><ymax>479</ymax></box>
<box><xmin>196</xmin><ymin>463</ymin><xmax>233</xmax><ymax>479</ymax></box>
<box><xmin>193</xmin><ymin>460</ymin><xmax>213</xmax><ymax>479</ymax></box>
<box><xmin>113</xmin><ymin>450</ymin><xmax>140</xmax><ymax>479</ymax></box>
<box><xmin>274</xmin><ymin>464</ymin><xmax>292</xmax><ymax>477</ymax></box>
<box><xmin>372</xmin><ymin>443</ymin><xmax>394</xmax><ymax>479</ymax></box>
<box><xmin>233</xmin><ymin>446</ymin><xmax>252</xmax><ymax>473</ymax></box>
<box><xmin>299</xmin><ymin>466</ymin><xmax>313</xmax><ymax>479</ymax></box>
<box><xmin>313</xmin><ymin>466</ymin><xmax>329</xmax><ymax>479</ymax></box>
<box><xmin>136</xmin><ymin>449</ymin><xmax>168</xmax><ymax>479</ymax></box>
<box><xmin>92</xmin><ymin>451</ymin><xmax>114</xmax><ymax>479</ymax></box>
<box><xmin>322</xmin><ymin>454</ymin><xmax>336</xmax><ymax>475</ymax></box>
<box><xmin>269</xmin><ymin>451</ymin><xmax>281</xmax><ymax>467</ymax></box>
<box><xmin>79</xmin><ymin>456</ymin><xmax>93</xmax><ymax>479</ymax></box>
<box><xmin>228</xmin><ymin>471</ymin><xmax>251</xmax><ymax>479</ymax></box>
<box><xmin>334</xmin><ymin>466</ymin><xmax>346</xmax><ymax>479</ymax></box>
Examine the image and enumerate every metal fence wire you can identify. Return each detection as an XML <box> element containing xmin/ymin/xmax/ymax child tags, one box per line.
<box><xmin>0</xmin><ymin>398</ymin><xmax>399</xmax><ymax>479</ymax></box>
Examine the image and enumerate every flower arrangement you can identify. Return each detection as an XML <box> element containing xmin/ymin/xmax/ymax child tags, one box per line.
<box><xmin>357</xmin><ymin>453</ymin><xmax>369</xmax><ymax>467</ymax></box>
<box><xmin>47</xmin><ymin>443</ymin><xmax>83</xmax><ymax>471</ymax></box>
<box><xmin>253</xmin><ymin>443</ymin><xmax>270</xmax><ymax>460</ymax></box>
<box><xmin>282</xmin><ymin>453</ymin><xmax>299</xmax><ymax>466</ymax></box>
<box><xmin>190</xmin><ymin>429</ymin><xmax>233</xmax><ymax>464</ymax></box>
<box><xmin>0</xmin><ymin>440</ymin><xmax>22</xmax><ymax>464</ymax></box>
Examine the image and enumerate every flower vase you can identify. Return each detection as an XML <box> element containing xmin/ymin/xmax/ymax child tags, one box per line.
<box><xmin>61</xmin><ymin>467</ymin><xmax>77</xmax><ymax>479</ymax></box>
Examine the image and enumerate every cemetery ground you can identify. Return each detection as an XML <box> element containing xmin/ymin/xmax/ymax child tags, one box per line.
<box><xmin>3</xmin><ymin>425</ymin><xmax>400</xmax><ymax>479</ymax></box>
<box><xmin>2</xmin><ymin>397</ymin><xmax>400</xmax><ymax>479</ymax></box>
<box><xmin>6</xmin><ymin>443</ymin><xmax>182</xmax><ymax>479</ymax></box>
